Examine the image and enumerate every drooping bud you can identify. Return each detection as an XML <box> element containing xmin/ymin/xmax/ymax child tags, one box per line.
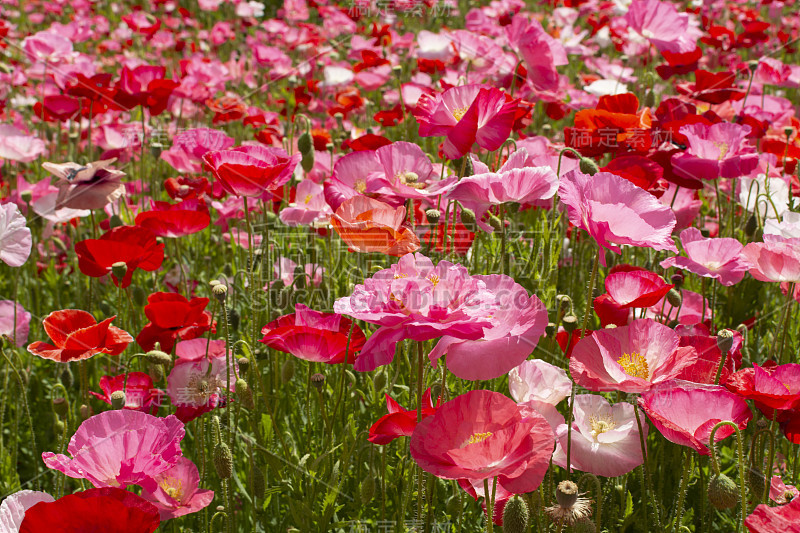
<box><xmin>748</xmin><ymin>468</ymin><xmax>767</xmax><ymax>500</ymax></box>
<box><xmin>745</xmin><ymin>214</ymin><xmax>758</xmax><ymax>238</ymax></box>
<box><xmin>146</xmin><ymin>347</ymin><xmax>172</xmax><ymax>366</ymax></box>
<box><xmin>281</xmin><ymin>358</ymin><xmax>295</xmax><ymax>382</ymax></box>
<box><xmin>52</xmin><ymin>397</ymin><xmax>69</xmax><ymax>419</ymax></box>
<box><xmin>488</xmin><ymin>214</ymin><xmax>503</xmax><ymax>231</ymax></box>
<box><xmin>236</xmin><ymin>378</ymin><xmax>255</xmax><ymax>410</ymax></box>
<box><xmin>460</xmin><ymin>208</ymin><xmax>476</xmax><ymax>224</ymax></box>
<box><xmin>110</xmin><ymin>391</ymin><xmax>126</xmax><ymax>410</ymax></box>
<box><xmin>579</xmin><ymin>157</ymin><xmax>599</xmax><ymax>176</ymax></box>
<box><xmin>373</xmin><ymin>370</ymin><xmax>386</xmax><ymax>392</ymax></box>
<box><xmin>666</xmin><ymin>288</ymin><xmax>682</xmax><ymax>308</ymax></box>
<box><xmin>716</xmin><ymin>329</ymin><xmax>734</xmax><ymax>353</ymax></box>
<box><xmin>707</xmin><ymin>473</ymin><xmax>739</xmax><ymax>509</ymax></box>
<box><xmin>79</xmin><ymin>404</ymin><xmax>93</xmax><ymax>420</ymax></box>
<box><xmin>297</xmin><ymin>132</ymin><xmax>313</xmax><ymax>155</ymax></box>
<box><xmin>213</xmin><ymin>443</ymin><xmax>233</xmax><ymax>479</ymax></box>
<box><xmin>131</xmin><ymin>286</ymin><xmax>147</xmax><ymax>306</ymax></box>
<box><xmin>360</xmin><ymin>475</ymin><xmax>375</xmax><ymax>504</ymax></box>
<box><xmin>502</xmin><ymin>495</ymin><xmax>529</xmax><ymax>533</ymax></box>
<box><xmin>301</xmin><ymin>151</ymin><xmax>314</xmax><ymax>173</ymax></box>
<box><xmin>249</xmin><ymin>464</ymin><xmax>266</xmax><ymax>500</ymax></box>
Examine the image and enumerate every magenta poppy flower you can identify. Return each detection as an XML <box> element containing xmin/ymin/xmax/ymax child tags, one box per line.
<box><xmin>0</xmin><ymin>300</ymin><xmax>30</xmax><ymax>348</ymax></box>
<box><xmin>558</xmin><ymin>170</ymin><xmax>678</xmax><ymax>266</ymax></box>
<box><xmin>0</xmin><ymin>203</ymin><xmax>32</xmax><ymax>268</ymax></box>
<box><xmin>135</xmin><ymin>200</ymin><xmax>211</xmax><ymax>238</ymax></box>
<box><xmin>19</xmin><ymin>487</ymin><xmax>160</xmax><ymax>533</ymax></box>
<box><xmin>167</xmin><ymin>339</ymin><xmax>236</xmax><ymax>423</ymax></box>
<box><xmin>624</xmin><ymin>0</ymin><xmax>699</xmax><ymax>54</ymax></box>
<box><xmin>0</xmin><ymin>490</ymin><xmax>55</xmax><ymax>533</ymax></box>
<box><xmin>660</xmin><ymin>228</ymin><xmax>748</xmax><ymax>286</ymax></box>
<box><xmin>90</xmin><ymin>373</ymin><xmax>163</xmax><ymax>414</ymax></box>
<box><xmin>410</xmin><ymin>390</ymin><xmax>554</xmax><ymax>494</ymax></box>
<box><xmin>160</xmin><ymin>128</ymin><xmax>234</xmax><ymax>174</ymax></box>
<box><xmin>671</xmin><ymin>123</ymin><xmax>759</xmax><ymax>181</ymax></box>
<box><xmin>140</xmin><ymin>457</ymin><xmax>214</xmax><ymax>520</ymax></box>
<box><xmin>428</xmin><ymin>275</ymin><xmax>548</xmax><ymax>381</ymax></box>
<box><xmin>552</xmin><ymin>395</ymin><xmax>646</xmax><ymax>478</ymax></box>
<box><xmin>413</xmin><ymin>84</ymin><xmax>519</xmax><ymax>159</ymax></box>
<box><xmin>741</xmin><ymin>236</ymin><xmax>800</xmax><ymax>283</ymax></box>
<box><xmin>42</xmin><ymin>410</ymin><xmax>185</xmax><ymax>491</ymax></box>
<box><xmin>448</xmin><ymin>148</ymin><xmax>558</xmax><ymax>233</ymax></box>
<box><xmin>203</xmin><ymin>145</ymin><xmax>300</xmax><ymax>198</ymax></box>
<box><xmin>638</xmin><ymin>380</ymin><xmax>752</xmax><ymax>455</ymax></box>
<box><xmin>259</xmin><ymin>304</ymin><xmax>366</xmax><ymax>364</ymax></box>
<box><xmin>21</xmin><ymin>31</ymin><xmax>73</xmax><ymax>63</ymax></box>
<box><xmin>368</xmin><ymin>388</ymin><xmax>439</xmax><ymax>445</ymax></box>
<box><xmin>569</xmin><ymin>319</ymin><xmax>698</xmax><ymax>393</ymax></box>
<box><xmin>334</xmin><ymin>253</ymin><xmax>498</xmax><ymax>371</ymax></box>
<box><xmin>505</xmin><ymin>16</ymin><xmax>567</xmax><ymax>93</ymax></box>
<box><xmin>604</xmin><ymin>268</ymin><xmax>674</xmax><ymax>308</ymax></box>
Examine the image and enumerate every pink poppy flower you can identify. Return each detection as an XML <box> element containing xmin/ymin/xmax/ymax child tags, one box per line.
<box><xmin>508</xmin><ymin>359</ymin><xmax>572</xmax><ymax>406</ymax></box>
<box><xmin>770</xmin><ymin>476</ymin><xmax>800</xmax><ymax>505</ymax></box>
<box><xmin>259</xmin><ymin>304</ymin><xmax>366</xmax><ymax>364</ymax></box>
<box><xmin>368</xmin><ymin>388</ymin><xmax>439</xmax><ymax>445</ymax></box>
<box><xmin>558</xmin><ymin>170</ymin><xmax>678</xmax><ymax>266</ymax></box>
<box><xmin>160</xmin><ymin>128</ymin><xmax>234</xmax><ymax>174</ymax></box>
<box><xmin>42</xmin><ymin>159</ymin><xmax>126</xmax><ymax>211</ymax></box>
<box><xmin>90</xmin><ymin>373</ymin><xmax>163</xmax><ymax>414</ymax></box>
<box><xmin>671</xmin><ymin>123</ymin><xmax>759</xmax><ymax>181</ymax></box>
<box><xmin>447</xmin><ymin>149</ymin><xmax>558</xmax><ymax>233</ymax></box>
<box><xmin>0</xmin><ymin>125</ymin><xmax>46</xmax><ymax>163</ymax></box>
<box><xmin>266</xmin><ymin>257</ymin><xmax>323</xmax><ymax>288</ymax></box>
<box><xmin>427</xmin><ymin>275</ymin><xmax>548</xmax><ymax>380</ymax></box>
<box><xmin>0</xmin><ymin>490</ymin><xmax>55</xmax><ymax>533</ymax></box>
<box><xmin>0</xmin><ymin>203</ymin><xmax>32</xmax><ymax>268</ymax></box>
<box><xmin>140</xmin><ymin>457</ymin><xmax>214</xmax><ymax>520</ymax></box>
<box><xmin>505</xmin><ymin>16</ymin><xmax>568</xmax><ymax>93</ymax></box>
<box><xmin>333</xmin><ymin>253</ymin><xmax>498</xmax><ymax>371</ymax></box>
<box><xmin>660</xmin><ymin>228</ymin><xmax>748</xmax><ymax>286</ymax></box>
<box><xmin>552</xmin><ymin>395</ymin><xmax>646</xmax><ymax>478</ymax></box>
<box><xmin>42</xmin><ymin>410</ymin><xmax>185</xmax><ymax>491</ymax></box>
<box><xmin>569</xmin><ymin>319</ymin><xmax>698</xmax><ymax>393</ymax></box>
<box><xmin>624</xmin><ymin>0</ymin><xmax>698</xmax><ymax>54</ymax></box>
<box><xmin>166</xmin><ymin>339</ymin><xmax>236</xmax><ymax>423</ymax></box>
<box><xmin>21</xmin><ymin>31</ymin><xmax>74</xmax><ymax>63</ymax></box>
<box><xmin>202</xmin><ymin>145</ymin><xmax>300</xmax><ymax>198</ymax></box>
<box><xmin>741</xmin><ymin>236</ymin><xmax>800</xmax><ymax>283</ymax></box>
<box><xmin>746</xmin><ymin>492</ymin><xmax>800</xmax><ymax>532</ymax></box>
<box><xmin>413</xmin><ymin>84</ymin><xmax>519</xmax><ymax>159</ymax></box>
<box><xmin>410</xmin><ymin>390</ymin><xmax>554</xmax><ymax>494</ymax></box>
<box><xmin>279</xmin><ymin>180</ymin><xmax>333</xmax><ymax>227</ymax></box>
<box><xmin>604</xmin><ymin>268</ymin><xmax>674</xmax><ymax>308</ymax></box>
<box><xmin>0</xmin><ymin>300</ymin><xmax>31</xmax><ymax>347</ymax></box>
<box><xmin>724</xmin><ymin>363</ymin><xmax>800</xmax><ymax>414</ymax></box>
<box><xmin>638</xmin><ymin>380</ymin><xmax>752</xmax><ymax>455</ymax></box>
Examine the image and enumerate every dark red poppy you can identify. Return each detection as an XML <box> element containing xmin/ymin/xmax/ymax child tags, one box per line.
<box><xmin>90</xmin><ymin>372</ymin><xmax>163</xmax><ymax>414</ymax></box>
<box><xmin>114</xmin><ymin>65</ymin><xmax>178</xmax><ymax>116</ymax></box>
<box><xmin>374</xmin><ymin>104</ymin><xmax>404</xmax><ymax>127</ymax></box>
<box><xmin>20</xmin><ymin>487</ymin><xmax>160</xmax><ymax>533</ymax></box>
<box><xmin>74</xmin><ymin>226</ymin><xmax>165</xmax><ymax>288</ymax></box>
<box><xmin>656</xmin><ymin>48</ymin><xmax>702</xmax><ymax>79</ymax></box>
<box><xmin>33</xmin><ymin>95</ymin><xmax>80</xmax><ymax>122</ymax></box>
<box><xmin>368</xmin><ymin>388</ymin><xmax>440</xmax><ymax>445</ymax></box>
<box><xmin>701</xmin><ymin>25</ymin><xmax>736</xmax><ymax>51</ymax></box>
<box><xmin>136</xmin><ymin>292</ymin><xmax>215</xmax><ymax>353</ymax></box>
<box><xmin>556</xmin><ymin>329</ymin><xmax>593</xmax><ymax>358</ymax></box>
<box><xmin>135</xmin><ymin>200</ymin><xmax>211</xmax><ymax>238</ymax></box>
<box><xmin>419</xmin><ymin>222</ymin><xmax>475</xmax><ymax>256</ymax></box>
<box><xmin>353</xmin><ymin>50</ymin><xmax>389</xmax><ymax>72</ymax></box>
<box><xmin>164</xmin><ymin>176</ymin><xmax>210</xmax><ymax>201</ymax></box>
<box><xmin>259</xmin><ymin>304</ymin><xmax>366</xmax><ymax>364</ymax></box>
<box><xmin>27</xmin><ymin>309</ymin><xmax>132</xmax><ymax>362</ymax></box>
<box><xmin>676</xmin><ymin>70</ymin><xmax>745</xmax><ymax>105</ymax></box>
<box><xmin>203</xmin><ymin>145</ymin><xmax>300</xmax><ymax>198</ymax></box>
<box><xmin>736</xmin><ymin>19</ymin><xmax>770</xmax><ymax>48</ymax></box>
<box><xmin>342</xmin><ymin>133</ymin><xmax>392</xmax><ymax>151</ymax></box>
<box><xmin>592</xmin><ymin>294</ymin><xmax>629</xmax><ymax>327</ymax></box>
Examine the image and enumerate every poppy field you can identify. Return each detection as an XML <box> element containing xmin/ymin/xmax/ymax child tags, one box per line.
<box><xmin>2</xmin><ymin>0</ymin><xmax>800</xmax><ymax>531</ymax></box>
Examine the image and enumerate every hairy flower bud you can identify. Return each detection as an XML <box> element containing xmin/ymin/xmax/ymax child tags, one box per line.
<box><xmin>502</xmin><ymin>495</ymin><xmax>529</xmax><ymax>533</ymax></box>
<box><xmin>213</xmin><ymin>443</ymin><xmax>233</xmax><ymax>479</ymax></box>
<box><xmin>708</xmin><ymin>473</ymin><xmax>739</xmax><ymax>509</ymax></box>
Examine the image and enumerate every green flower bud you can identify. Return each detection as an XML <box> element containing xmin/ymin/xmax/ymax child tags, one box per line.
<box><xmin>708</xmin><ymin>473</ymin><xmax>739</xmax><ymax>509</ymax></box>
<box><xmin>502</xmin><ymin>496</ymin><xmax>529</xmax><ymax>533</ymax></box>
<box><xmin>213</xmin><ymin>443</ymin><xmax>233</xmax><ymax>480</ymax></box>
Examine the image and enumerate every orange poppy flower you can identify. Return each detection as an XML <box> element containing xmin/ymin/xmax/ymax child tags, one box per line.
<box><xmin>331</xmin><ymin>196</ymin><xmax>420</xmax><ymax>257</ymax></box>
<box><xmin>566</xmin><ymin>93</ymin><xmax>653</xmax><ymax>156</ymax></box>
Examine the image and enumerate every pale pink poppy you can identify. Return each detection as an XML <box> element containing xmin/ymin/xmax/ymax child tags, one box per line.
<box><xmin>741</xmin><ymin>236</ymin><xmax>800</xmax><ymax>283</ymax></box>
<box><xmin>140</xmin><ymin>457</ymin><xmax>214</xmax><ymax>520</ymax></box>
<box><xmin>558</xmin><ymin>170</ymin><xmax>678</xmax><ymax>266</ymax></box>
<box><xmin>0</xmin><ymin>301</ymin><xmax>32</xmax><ymax>347</ymax></box>
<box><xmin>638</xmin><ymin>380</ymin><xmax>752</xmax><ymax>455</ymax></box>
<box><xmin>508</xmin><ymin>359</ymin><xmax>572</xmax><ymax>406</ymax></box>
<box><xmin>660</xmin><ymin>228</ymin><xmax>748</xmax><ymax>286</ymax></box>
<box><xmin>42</xmin><ymin>159</ymin><xmax>126</xmax><ymax>211</ymax></box>
<box><xmin>0</xmin><ymin>203</ymin><xmax>32</xmax><ymax>267</ymax></box>
<box><xmin>505</xmin><ymin>15</ymin><xmax>568</xmax><ymax>93</ymax></box>
<box><xmin>279</xmin><ymin>180</ymin><xmax>333</xmax><ymax>227</ymax></box>
<box><xmin>624</xmin><ymin>0</ymin><xmax>699</xmax><ymax>54</ymax></box>
<box><xmin>0</xmin><ymin>125</ymin><xmax>47</xmax><ymax>163</ymax></box>
<box><xmin>552</xmin><ymin>395</ymin><xmax>646</xmax><ymax>478</ymax></box>
<box><xmin>0</xmin><ymin>490</ymin><xmax>55</xmax><ymax>533</ymax></box>
<box><xmin>21</xmin><ymin>31</ymin><xmax>74</xmax><ymax>63</ymax></box>
<box><xmin>569</xmin><ymin>319</ymin><xmax>698</xmax><ymax>393</ymax></box>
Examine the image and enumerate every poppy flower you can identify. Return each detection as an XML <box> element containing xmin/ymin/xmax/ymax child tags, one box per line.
<box><xmin>136</xmin><ymin>293</ymin><xmax>215</xmax><ymax>353</ymax></box>
<box><xmin>74</xmin><ymin>226</ymin><xmax>165</xmax><ymax>288</ymax></box>
<box><xmin>674</xmin><ymin>324</ymin><xmax>742</xmax><ymax>384</ymax></box>
<box><xmin>741</xmin><ymin>236</ymin><xmax>800</xmax><ymax>283</ymax></box>
<box><xmin>164</xmin><ymin>176</ymin><xmax>210</xmax><ymax>201</ymax></box>
<box><xmin>604</xmin><ymin>268</ymin><xmax>674</xmax><ymax>308</ymax></box>
<box><xmin>279</xmin><ymin>180</ymin><xmax>333</xmax><ymax>227</ymax></box>
<box><xmin>724</xmin><ymin>363</ymin><xmax>800</xmax><ymax>415</ymax></box>
<box><xmin>0</xmin><ymin>125</ymin><xmax>46</xmax><ymax>163</ymax></box>
<box><xmin>569</xmin><ymin>319</ymin><xmax>698</xmax><ymax>393</ymax></box>
<box><xmin>260</xmin><ymin>304</ymin><xmax>366</xmax><ymax>364</ymax></box>
<box><xmin>166</xmin><ymin>339</ymin><xmax>236</xmax><ymax>423</ymax></box>
<box><xmin>33</xmin><ymin>95</ymin><xmax>80</xmax><ymax>122</ymax></box>
<box><xmin>27</xmin><ymin>309</ymin><xmax>132</xmax><ymax>363</ymax></box>
<box><xmin>140</xmin><ymin>457</ymin><xmax>214</xmax><ymax>520</ymax></box>
<box><xmin>556</xmin><ymin>328</ymin><xmax>592</xmax><ymax>358</ymax></box>
<box><xmin>413</xmin><ymin>84</ymin><xmax>519</xmax><ymax>159</ymax></box>
<box><xmin>410</xmin><ymin>390</ymin><xmax>553</xmax><ymax>494</ymax></box>
<box><xmin>19</xmin><ymin>488</ymin><xmax>160</xmax><ymax>533</ymax></box>
<box><xmin>90</xmin><ymin>372</ymin><xmax>163</xmax><ymax>414</ymax></box>
<box><xmin>0</xmin><ymin>203</ymin><xmax>32</xmax><ymax>267</ymax></box>
<box><xmin>565</xmin><ymin>93</ymin><xmax>652</xmax><ymax>156</ymax></box>
<box><xmin>42</xmin><ymin>158</ymin><xmax>126</xmax><ymax>211</ymax></box>
<box><xmin>624</xmin><ymin>0</ymin><xmax>698</xmax><ymax>54</ymax></box>
<box><xmin>114</xmin><ymin>65</ymin><xmax>179</xmax><ymax>116</ymax></box>
<box><xmin>638</xmin><ymin>380</ymin><xmax>752</xmax><ymax>455</ymax></box>
<box><xmin>0</xmin><ymin>300</ymin><xmax>31</xmax><ymax>347</ymax></box>
<box><xmin>203</xmin><ymin>145</ymin><xmax>300</xmax><ymax>198</ymax></box>
<box><xmin>0</xmin><ymin>490</ymin><xmax>55</xmax><ymax>532</ymax></box>
<box><xmin>135</xmin><ymin>200</ymin><xmax>211</xmax><ymax>238</ymax></box>
<box><xmin>42</xmin><ymin>410</ymin><xmax>185</xmax><ymax>491</ymax></box>
<box><xmin>331</xmin><ymin>196</ymin><xmax>420</xmax><ymax>257</ymax></box>
<box><xmin>368</xmin><ymin>388</ymin><xmax>439</xmax><ymax>445</ymax></box>
<box><xmin>160</xmin><ymin>128</ymin><xmax>234</xmax><ymax>174</ymax></box>
<box><xmin>660</xmin><ymin>228</ymin><xmax>748</xmax><ymax>286</ymax></box>
<box><xmin>552</xmin><ymin>395</ymin><xmax>646</xmax><ymax>478</ymax></box>
<box><xmin>508</xmin><ymin>359</ymin><xmax>572</xmax><ymax>406</ymax></box>
<box><xmin>21</xmin><ymin>31</ymin><xmax>73</xmax><ymax>64</ymax></box>
<box><xmin>670</xmin><ymin>123</ymin><xmax>759</xmax><ymax>181</ymax></box>
<box><xmin>505</xmin><ymin>16</ymin><xmax>568</xmax><ymax>93</ymax></box>
<box><xmin>746</xmin><ymin>496</ymin><xmax>800</xmax><ymax>532</ymax></box>
<box><xmin>601</xmin><ymin>156</ymin><xmax>667</xmax><ymax>198</ymax></box>
<box><xmin>770</xmin><ymin>476</ymin><xmax>800</xmax><ymax>505</ymax></box>
<box><xmin>558</xmin><ymin>169</ymin><xmax>678</xmax><ymax>266</ymax></box>
<box><xmin>676</xmin><ymin>70</ymin><xmax>745</xmax><ymax>105</ymax></box>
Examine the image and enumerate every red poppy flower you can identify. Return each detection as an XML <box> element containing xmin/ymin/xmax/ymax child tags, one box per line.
<box><xmin>556</xmin><ymin>328</ymin><xmax>593</xmax><ymax>358</ymax></box>
<box><xmin>33</xmin><ymin>95</ymin><xmax>80</xmax><ymax>122</ymax></box>
<box><xmin>602</xmin><ymin>156</ymin><xmax>667</xmax><ymax>198</ymax></box>
<box><xmin>656</xmin><ymin>48</ymin><xmax>702</xmax><ymax>79</ymax></box>
<box><xmin>74</xmin><ymin>226</ymin><xmax>165</xmax><ymax>288</ymax></box>
<box><xmin>65</xmin><ymin>73</ymin><xmax>117</xmax><ymax>117</ymax></box>
<box><xmin>353</xmin><ymin>50</ymin><xmax>389</xmax><ymax>72</ymax></box>
<box><xmin>27</xmin><ymin>309</ymin><xmax>132</xmax><ymax>362</ymax></box>
<box><xmin>725</xmin><ymin>362</ymin><xmax>800</xmax><ymax>415</ymax></box>
<box><xmin>331</xmin><ymin>196</ymin><xmax>420</xmax><ymax>256</ymax></box>
<box><xmin>368</xmin><ymin>388</ymin><xmax>440</xmax><ymax>445</ymax></box>
<box><xmin>674</xmin><ymin>324</ymin><xmax>742</xmax><ymax>384</ymax></box>
<box><xmin>135</xmin><ymin>200</ymin><xmax>210</xmax><ymax>238</ymax></box>
<box><xmin>114</xmin><ymin>65</ymin><xmax>179</xmax><ymax>116</ymax></box>
<box><xmin>203</xmin><ymin>145</ymin><xmax>300</xmax><ymax>198</ymax></box>
<box><xmin>259</xmin><ymin>304</ymin><xmax>366</xmax><ymax>364</ymax></box>
<box><xmin>566</xmin><ymin>93</ymin><xmax>652</xmax><ymax>156</ymax></box>
<box><xmin>207</xmin><ymin>95</ymin><xmax>247</xmax><ymax>124</ymax></box>
<box><xmin>90</xmin><ymin>372</ymin><xmax>163</xmax><ymax>414</ymax></box>
<box><xmin>374</xmin><ymin>104</ymin><xmax>404</xmax><ymax>127</ymax></box>
<box><xmin>419</xmin><ymin>222</ymin><xmax>475</xmax><ymax>255</ymax></box>
<box><xmin>342</xmin><ymin>133</ymin><xmax>392</xmax><ymax>151</ymax></box>
<box><xmin>676</xmin><ymin>70</ymin><xmax>745</xmax><ymax>105</ymax></box>
<box><xmin>19</xmin><ymin>487</ymin><xmax>160</xmax><ymax>533</ymax></box>
<box><xmin>136</xmin><ymin>293</ymin><xmax>215</xmax><ymax>353</ymax></box>
<box><xmin>164</xmin><ymin>176</ymin><xmax>209</xmax><ymax>201</ymax></box>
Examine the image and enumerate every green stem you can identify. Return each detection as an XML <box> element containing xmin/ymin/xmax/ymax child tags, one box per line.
<box><xmin>709</xmin><ymin>421</ymin><xmax>748</xmax><ymax>529</ymax></box>
<box><xmin>671</xmin><ymin>449</ymin><xmax>693</xmax><ymax>533</ymax></box>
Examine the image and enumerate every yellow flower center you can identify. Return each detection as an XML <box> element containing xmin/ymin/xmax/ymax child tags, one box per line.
<box><xmin>304</xmin><ymin>194</ymin><xmax>312</xmax><ymax>204</ymax></box>
<box><xmin>451</xmin><ymin>107</ymin><xmax>469</xmax><ymax>122</ymax></box>
<box><xmin>617</xmin><ymin>352</ymin><xmax>649</xmax><ymax>380</ymax></box>
<box><xmin>713</xmin><ymin>141</ymin><xmax>730</xmax><ymax>160</ymax></box>
<box><xmin>467</xmin><ymin>431</ymin><xmax>493</xmax><ymax>445</ymax></box>
<box><xmin>159</xmin><ymin>476</ymin><xmax>183</xmax><ymax>502</ymax></box>
<box><xmin>354</xmin><ymin>180</ymin><xmax>367</xmax><ymax>193</ymax></box>
<box><xmin>589</xmin><ymin>414</ymin><xmax>616</xmax><ymax>440</ymax></box>
<box><xmin>428</xmin><ymin>274</ymin><xmax>440</xmax><ymax>287</ymax></box>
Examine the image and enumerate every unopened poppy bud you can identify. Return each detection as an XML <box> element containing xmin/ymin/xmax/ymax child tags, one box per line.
<box><xmin>54</xmin><ymin>419</ymin><xmax>65</xmax><ymax>434</ymax></box>
<box><xmin>579</xmin><ymin>157</ymin><xmax>599</xmax><ymax>176</ymax></box>
<box><xmin>708</xmin><ymin>473</ymin><xmax>739</xmax><ymax>509</ymax></box>
<box><xmin>644</xmin><ymin>90</ymin><xmax>656</xmax><ymax>109</ymax></box>
<box><xmin>555</xmin><ymin>480</ymin><xmax>580</xmax><ymax>508</ymax></box>
<box><xmin>785</xmin><ymin>128</ymin><xmax>794</xmax><ymax>139</ymax></box>
<box><xmin>460</xmin><ymin>208</ymin><xmax>475</xmax><ymax>224</ymax></box>
<box><xmin>146</xmin><ymin>347</ymin><xmax>172</xmax><ymax>366</ymax></box>
<box><xmin>430</xmin><ymin>383</ymin><xmax>442</xmax><ymax>401</ymax></box>
<box><xmin>748</xmin><ymin>467</ymin><xmax>767</xmax><ymax>499</ymax></box>
<box><xmin>111</xmin><ymin>261</ymin><xmax>127</xmax><ymax>280</ymax></box>
<box><xmin>237</xmin><ymin>357</ymin><xmax>250</xmax><ymax>374</ymax></box>
<box><xmin>52</xmin><ymin>397</ymin><xmax>69</xmax><ymax>419</ymax></box>
<box><xmin>360</xmin><ymin>475</ymin><xmax>375</xmax><ymax>504</ymax></box>
<box><xmin>212</xmin><ymin>283</ymin><xmax>228</xmax><ymax>303</ymax></box>
<box><xmin>236</xmin><ymin>378</ymin><xmax>255</xmax><ymax>409</ymax></box>
<box><xmin>670</xmin><ymin>272</ymin><xmax>684</xmax><ymax>289</ymax></box>
<box><xmin>463</xmin><ymin>155</ymin><xmax>474</xmax><ymax>177</ymax></box>
<box><xmin>301</xmin><ymin>151</ymin><xmax>314</xmax><ymax>173</ymax></box>
<box><xmin>131</xmin><ymin>286</ymin><xmax>147</xmax><ymax>306</ymax></box>
<box><xmin>60</xmin><ymin>365</ymin><xmax>74</xmax><ymax>388</ymax></box>
<box><xmin>373</xmin><ymin>370</ymin><xmax>386</xmax><ymax>392</ymax></box>
<box><xmin>716</xmin><ymin>329</ymin><xmax>734</xmax><ymax>353</ymax></box>
<box><xmin>249</xmin><ymin>464</ymin><xmax>265</xmax><ymax>500</ymax></box>
<box><xmin>297</xmin><ymin>132</ymin><xmax>313</xmax><ymax>155</ymax></box>
<box><xmin>666</xmin><ymin>288</ymin><xmax>682</xmax><ymax>308</ymax></box>
<box><xmin>488</xmin><ymin>214</ymin><xmax>503</xmax><ymax>231</ymax></box>
<box><xmin>213</xmin><ymin>443</ymin><xmax>233</xmax><ymax>479</ymax></box>
<box><xmin>227</xmin><ymin>308</ymin><xmax>240</xmax><ymax>331</ymax></box>
<box><xmin>110</xmin><ymin>391</ymin><xmax>126</xmax><ymax>410</ymax></box>
<box><xmin>562</xmin><ymin>314</ymin><xmax>578</xmax><ymax>333</ymax></box>
<box><xmin>557</xmin><ymin>294</ymin><xmax>573</xmax><ymax>312</ymax></box>
<box><xmin>425</xmin><ymin>209</ymin><xmax>441</xmax><ymax>223</ymax></box>
<box><xmin>572</xmin><ymin>518</ymin><xmax>597</xmax><ymax>533</ymax></box>
<box><xmin>79</xmin><ymin>404</ymin><xmax>92</xmax><ymax>420</ymax></box>
<box><xmin>281</xmin><ymin>359</ymin><xmax>295</xmax><ymax>382</ymax></box>
<box><xmin>149</xmin><ymin>363</ymin><xmax>164</xmax><ymax>382</ymax></box>
<box><xmin>502</xmin><ymin>495</ymin><xmax>529</xmax><ymax>533</ymax></box>
<box><xmin>311</xmin><ymin>373</ymin><xmax>325</xmax><ymax>389</ymax></box>
<box><xmin>745</xmin><ymin>213</ymin><xmax>758</xmax><ymax>238</ymax></box>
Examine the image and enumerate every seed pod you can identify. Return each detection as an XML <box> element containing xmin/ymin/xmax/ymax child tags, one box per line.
<box><xmin>556</xmin><ymin>480</ymin><xmax>580</xmax><ymax>508</ymax></box>
<box><xmin>212</xmin><ymin>284</ymin><xmax>228</xmax><ymax>303</ymax></box>
<box><xmin>237</xmin><ymin>357</ymin><xmax>250</xmax><ymax>375</ymax></box>
<box><xmin>425</xmin><ymin>209</ymin><xmax>441</xmax><ymax>223</ymax></box>
<box><xmin>708</xmin><ymin>473</ymin><xmax>739</xmax><ymax>509</ymax></box>
<box><xmin>716</xmin><ymin>329</ymin><xmax>734</xmax><ymax>353</ymax></box>
<box><xmin>502</xmin><ymin>495</ymin><xmax>529</xmax><ymax>533</ymax></box>
<box><xmin>311</xmin><ymin>373</ymin><xmax>325</xmax><ymax>389</ymax></box>
<box><xmin>111</xmin><ymin>261</ymin><xmax>127</xmax><ymax>281</ymax></box>
<box><xmin>213</xmin><ymin>443</ymin><xmax>233</xmax><ymax>479</ymax></box>
<box><xmin>281</xmin><ymin>358</ymin><xmax>295</xmax><ymax>383</ymax></box>
<box><xmin>562</xmin><ymin>314</ymin><xmax>579</xmax><ymax>333</ymax></box>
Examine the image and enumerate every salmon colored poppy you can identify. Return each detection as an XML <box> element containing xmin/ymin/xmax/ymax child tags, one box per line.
<box><xmin>331</xmin><ymin>196</ymin><xmax>420</xmax><ymax>256</ymax></box>
<box><xmin>27</xmin><ymin>309</ymin><xmax>132</xmax><ymax>362</ymax></box>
